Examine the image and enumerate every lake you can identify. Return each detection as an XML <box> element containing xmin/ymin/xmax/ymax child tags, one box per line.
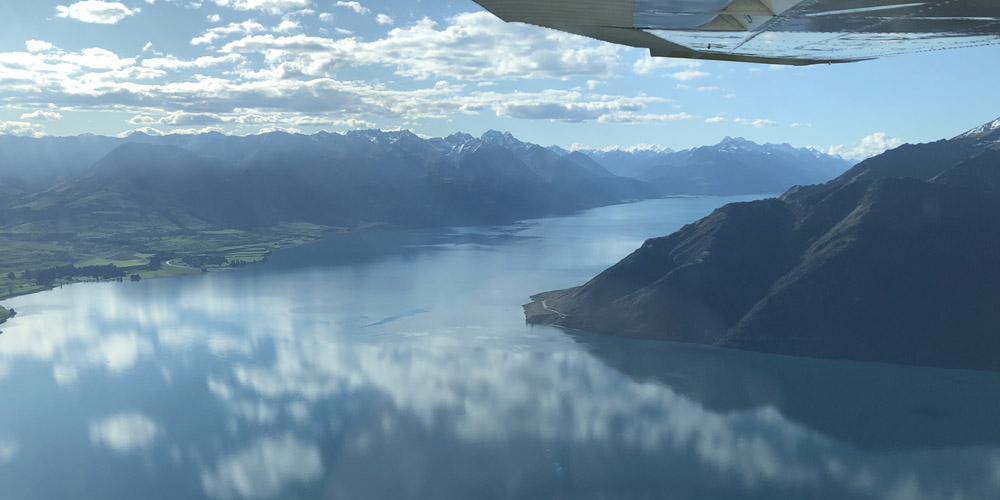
<box><xmin>1</xmin><ymin>196</ymin><xmax>1000</xmax><ymax>500</ymax></box>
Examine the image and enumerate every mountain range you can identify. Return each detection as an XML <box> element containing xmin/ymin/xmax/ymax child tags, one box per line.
<box><xmin>0</xmin><ymin>130</ymin><xmax>659</xmax><ymax>235</ymax></box>
<box><xmin>560</xmin><ymin>138</ymin><xmax>852</xmax><ymax>195</ymax></box>
<box><xmin>526</xmin><ymin>116</ymin><xmax>1000</xmax><ymax>371</ymax></box>
<box><xmin>0</xmin><ymin>130</ymin><xmax>851</xmax><ymax>237</ymax></box>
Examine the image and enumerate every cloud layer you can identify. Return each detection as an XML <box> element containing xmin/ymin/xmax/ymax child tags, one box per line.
<box><xmin>56</xmin><ymin>1</ymin><xmax>138</xmax><ymax>24</ymax></box>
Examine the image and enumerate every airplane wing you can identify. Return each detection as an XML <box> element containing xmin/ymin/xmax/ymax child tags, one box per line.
<box><xmin>472</xmin><ymin>0</ymin><xmax>1000</xmax><ymax>65</ymax></box>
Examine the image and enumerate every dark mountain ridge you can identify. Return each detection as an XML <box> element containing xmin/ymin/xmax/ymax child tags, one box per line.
<box><xmin>0</xmin><ymin>129</ymin><xmax>657</xmax><ymax>235</ymax></box>
<box><xmin>526</xmin><ymin>116</ymin><xmax>1000</xmax><ymax>371</ymax></box>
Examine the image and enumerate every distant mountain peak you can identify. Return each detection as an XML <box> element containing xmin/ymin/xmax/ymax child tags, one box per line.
<box><xmin>445</xmin><ymin>132</ymin><xmax>475</xmax><ymax>145</ymax></box>
<box><xmin>346</xmin><ymin>128</ymin><xmax>420</xmax><ymax>145</ymax></box>
<box><xmin>958</xmin><ymin>117</ymin><xmax>1000</xmax><ymax>140</ymax></box>
<box><xmin>717</xmin><ymin>136</ymin><xmax>755</xmax><ymax>149</ymax></box>
<box><xmin>480</xmin><ymin>130</ymin><xmax>525</xmax><ymax>149</ymax></box>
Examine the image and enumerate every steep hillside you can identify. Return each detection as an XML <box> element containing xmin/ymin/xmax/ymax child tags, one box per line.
<box><xmin>526</xmin><ymin>116</ymin><xmax>1000</xmax><ymax>371</ymax></box>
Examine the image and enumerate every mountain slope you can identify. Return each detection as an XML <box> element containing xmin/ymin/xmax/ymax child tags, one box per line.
<box><xmin>4</xmin><ymin>143</ymin><xmax>267</xmax><ymax>232</ymax></box>
<box><xmin>0</xmin><ymin>130</ymin><xmax>659</xmax><ymax>234</ymax></box>
<box><xmin>526</xmin><ymin>116</ymin><xmax>1000</xmax><ymax>371</ymax></box>
<box><xmin>635</xmin><ymin>137</ymin><xmax>852</xmax><ymax>195</ymax></box>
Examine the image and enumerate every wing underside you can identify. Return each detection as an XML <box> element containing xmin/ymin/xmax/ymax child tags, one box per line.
<box><xmin>473</xmin><ymin>0</ymin><xmax>1000</xmax><ymax>65</ymax></box>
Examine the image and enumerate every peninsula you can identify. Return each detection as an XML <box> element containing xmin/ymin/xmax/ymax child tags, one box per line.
<box><xmin>526</xmin><ymin>117</ymin><xmax>1000</xmax><ymax>371</ymax></box>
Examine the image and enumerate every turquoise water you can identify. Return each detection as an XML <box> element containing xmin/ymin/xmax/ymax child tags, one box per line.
<box><xmin>1</xmin><ymin>195</ymin><xmax>999</xmax><ymax>500</ymax></box>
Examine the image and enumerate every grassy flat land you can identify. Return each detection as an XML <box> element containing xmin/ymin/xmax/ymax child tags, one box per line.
<box><xmin>0</xmin><ymin>221</ymin><xmax>336</xmax><ymax>301</ymax></box>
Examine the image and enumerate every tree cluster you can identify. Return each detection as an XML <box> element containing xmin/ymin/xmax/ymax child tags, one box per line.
<box><xmin>21</xmin><ymin>264</ymin><xmax>125</xmax><ymax>286</ymax></box>
<box><xmin>182</xmin><ymin>255</ymin><xmax>227</xmax><ymax>267</ymax></box>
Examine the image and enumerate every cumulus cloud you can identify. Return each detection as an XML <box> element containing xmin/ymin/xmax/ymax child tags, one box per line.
<box><xmin>20</xmin><ymin>110</ymin><xmax>63</xmax><ymax>121</ymax></box>
<box><xmin>705</xmin><ymin>116</ymin><xmax>725</xmax><ymax>123</ymax></box>
<box><xmin>375</xmin><ymin>13</ymin><xmax>393</xmax><ymax>25</ymax></box>
<box><xmin>26</xmin><ymin>40</ymin><xmax>54</xmax><ymax>53</ymax></box>
<box><xmin>56</xmin><ymin>1</ymin><xmax>138</xmax><ymax>24</ymax></box>
<box><xmin>485</xmin><ymin>89</ymin><xmax>668</xmax><ymax>123</ymax></box>
<box><xmin>633</xmin><ymin>55</ymin><xmax>703</xmax><ymax>75</ymax></box>
<box><xmin>668</xmin><ymin>70</ymin><xmax>710</xmax><ymax>81</ymax></box>
<box><xmin>115</xmin><ymin>126</ymin><xmax>164</xmax><ymax>137</ymax></box>
<box><xmin>335</xmin><ymin>1</ymin><xmax>369</xmax><ymax>14</ymax></box>
<box><xmin>0</xmin><ymin>13</ymin><xmax>672</xmax><ymax>133</ymax></box>
<box><xmin>735</xmin><ymin>118</ymin><xmax>778</xmax><ymax>128</ymax></box>
<box><xmin>274</xmin><ymin>18</ymin><xmax>301</xmax><ymax>33</ymax></box>
<box><xmin>827</xmin><ymin>132</ymin><xmax>903</xmax><ymax>160</ymax></box>
<box><xmin>210</xmin><ymin>0</ymin><xmax>310</xmax><ymax>15</ymax></box>
<box><xmin>64</xmin><ymin>47</ymin><xmax>135</xmax><ymax>69</ymax></box>
<box><xmin>142</xmin><ymin>54</ymin><xmax>241</xmax><ymax>70</ymax></box>
<box><xmin>191</xmin><ymin>20</ymin><xmax>266</xmax><ymax>45</ymax></box>
<box><xmin>221</xmin><ymin>12</ymin><xmax>621</xmax><ymax>81</ymax></box>
<box><xmin>0</xmin><ymin>120</ymin><xmax>44</xmax><ymax>137</ymax></box>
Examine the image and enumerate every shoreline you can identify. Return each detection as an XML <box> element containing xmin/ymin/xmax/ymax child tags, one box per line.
<box><xmin>0</xmin><ymin>226</ymin><xmax>343</xmax><ymax>306</ymax></box>
<box><xmin>0</xmin><ymin>195</ymin><xmax>750</xmax><ymax>314</ymax></box>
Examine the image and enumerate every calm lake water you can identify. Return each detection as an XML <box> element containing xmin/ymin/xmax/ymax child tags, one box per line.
<box><xmin>2</xmin><ymin>196</ymin><xmax>1000</xmax><ymax>500</ymax></box>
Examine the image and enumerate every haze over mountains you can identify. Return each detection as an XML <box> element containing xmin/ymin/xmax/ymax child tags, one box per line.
<box><xmin>0</xmin><ymin>130</ymin><xmax>656</xmax><ymax>234</ymax></box>
<box><xmin>0</xmin><ymin>130</ymin><xmax>849</xmax><ymax>235</ymax></box>
<box><xmin>560</xmin><ymin>138</ymin><xmax>852</xmax><ymax>195</ymax></box>
<box><xmin>526</xmin><ymin>117</ymin><xmax>1000</xmax><ymax>371</ymax></box>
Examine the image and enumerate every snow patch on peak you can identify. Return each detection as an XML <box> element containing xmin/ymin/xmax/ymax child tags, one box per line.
<box><xmin>959</xmin><ymin>117</ymin><xmax>1000</xmax><ymax>139</ymax></box>
<box><xmin>480</xmin><ymin>130</ymin><xmax>524</xmax><ymax>149</ymax></box>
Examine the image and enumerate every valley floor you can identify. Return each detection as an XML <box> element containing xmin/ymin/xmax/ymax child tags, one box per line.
<box><xmin>0</xmin><ymin>221</ymin><xmax>341</xmax><ymax>302</ymax></box>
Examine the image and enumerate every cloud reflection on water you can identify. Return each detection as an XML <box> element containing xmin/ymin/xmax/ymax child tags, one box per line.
<box><xmin>0</xmin><ymin>199</ymin><xmax>998</xmax><ymax>499</ymax></box>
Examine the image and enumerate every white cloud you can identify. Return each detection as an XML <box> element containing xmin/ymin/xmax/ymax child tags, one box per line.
<box><xmin>486</xmin><ymin>90</ymin><xmax>670</xmax><ymax>123</ymax></box>
<box><xmin>221</xmin><ymin>12</ymin><xmax>622</xmax><ymax>81</ymax></box>
<box><xmin>633</xmin><ymin>55</ymin><xmax>702</xmax><ymax>75</ymax></box>
<box><xmin>56</xmin><ymin>1</ymin><xmax>138</xmax><ymax>24</ymax></box>
<box><xmin>210</xmin><ymin>0</ymin><xmax>310</xmax><ymax>15</ymax></box>
<box><xmin>598</xmin><ymin>111</ymin><xmax>692</xmax><ymax>124</ymax></box>
<box><xmin>697</xmin><ymin>86</ymin><xmax>720</xmax><ymax>92</ymax></box>
<box><xmin>735</xmin><ymin>118</ymin><xmax>778</xmax><ymax>128</ymax></box>
<box><xmin>0</xmin><ymin>120</ymin><xmax>44</xmax><ymax>137</ymax></box>
<box><xmin>26</xmin><ymin>40</ymin><xmax>54</xmax><ymax>53</ymax></box>
<box><xmin>142</xmin><ymin>41</ymin><xmax>154</xmax><ymax>52</ymax></box>
<box><xmin>826</xmin><ymin>132</ymin><xmax>903</xmax><ymax>160</ymax></box>
<box><xmin>64</xmin><ymin>47</ymin><xmax>135</xmax><ymax>70</ymax></box>
<box><xmin>0</xmin><ymin>13</ymin><xmax>671</xmax><ymax>132</ymax></box>
<box><xmin>191</xmin><ymin>20</ymin><xmax>266</xmax><ymax>45</ymax></box>
<box><xmin>163</xmin><ymin>111</ymin><xmax>226</xmax><ymax>125</ymax></box>
<box><xmin>705</xmin><ymin>116</ymin><xmax>725</xmax><ymax>123</ymax></box>
<box><xmin>375</xmin><ymin>13</ymin><xmax>393</xmax><ymax>25</ymax></box>
<box><xmin>669</xmin><ymin>70</ymin><xmax>710</xmax><ymax>81</ymax></box>
<box><xmin>116</xmin><ymin>126</ymin><xmax>165</xmax><ymax>137</ymax></box>
<box><xmin>335</xmin><ymin>1</ymin><xmax>369</xmax><ymax>14</ymax></box>
<box><xmin>207</xmin><ymin>13</ymin><xmax>221</xmax><ymax>22</ymax></box>
<box><xmin>88</xmin><ymin>413</ymin><xmax>162</xmax><ymax>453</ymax></box>
<box><xmin>318</xmin><ymin>12</ymin><xmax>334</xmax><ymax>22</ymax></box>
<box><xmin>274</xmin><ymin>19</ymin><xmax>301</xmax><ymax>33</ymax></box>
<box><xmin>20</xmin><ymin>110</ymin><xmax>63</xmax><ymax>121</ymax></box>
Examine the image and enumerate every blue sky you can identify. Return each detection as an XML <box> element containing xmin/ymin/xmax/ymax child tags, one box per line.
<box><xmin>0</xmin><ymin>0</ymin><xmax>998</xmax><ymax>159</ymax></box>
